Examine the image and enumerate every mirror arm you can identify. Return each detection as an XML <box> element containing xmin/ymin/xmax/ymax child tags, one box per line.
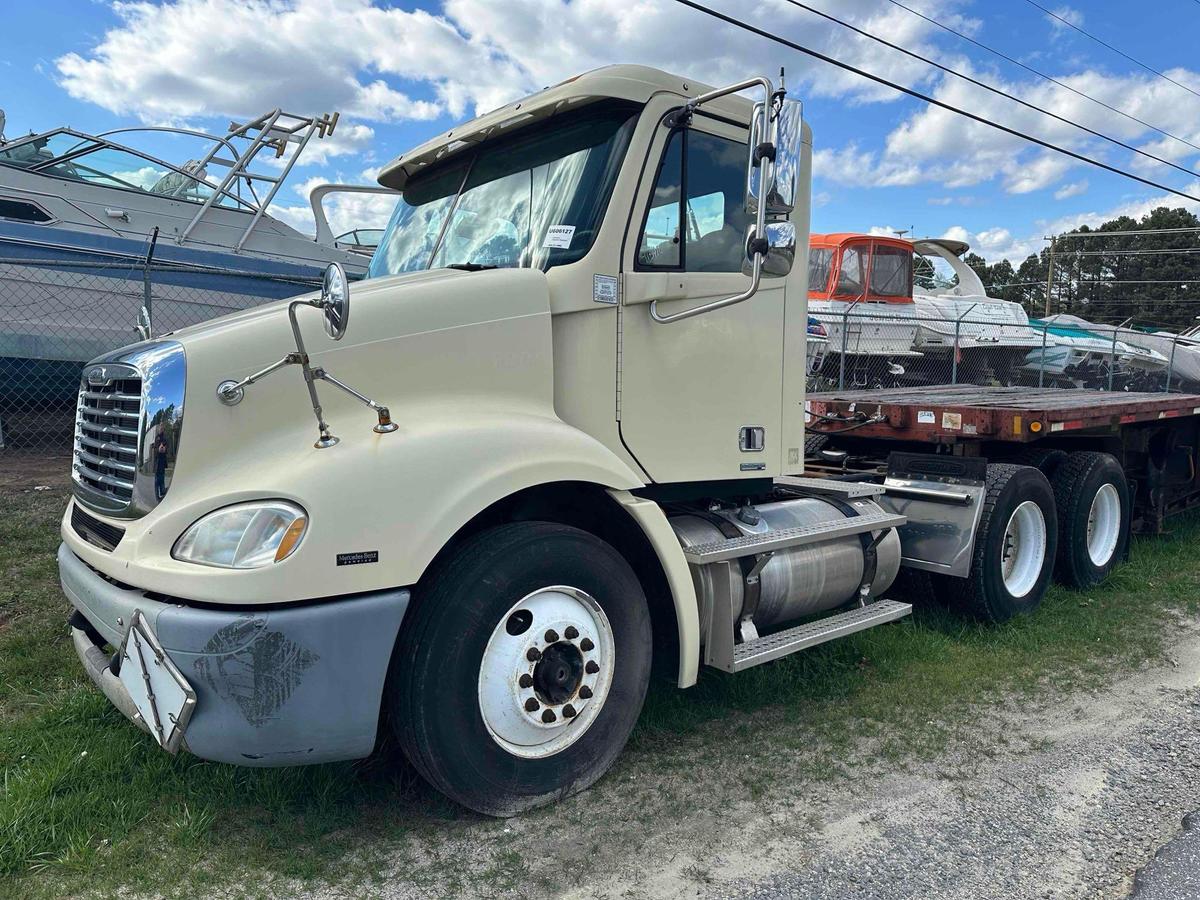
<box><xmin>215</xmin><ymin>297</ymin><xmax>395</xmax><ymax>448</ymax></box>
<box><xmin>651</xmin><ymin>255</ymin><xmax>763</xmax><ymax>323</ymax></box>
<box><xmin>313</xmin><ymin>368</ymin><xmax>399</xmax><ymax>434</ymax></box>
<box><xmin>652</xmin><ymin>75</ymin><xmax>775</xmax><ymax>325</ymax></box>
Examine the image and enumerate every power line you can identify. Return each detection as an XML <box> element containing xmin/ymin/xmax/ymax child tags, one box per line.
<box><xmin>1054</xmin><ymin>226</ymin><xmax>1200</xmax><ymax>238</ymax></box>
<box><xmin>1025</xmin><ymin>0</ymin><xmax>1200</xmax><ymax>103</ymax></box>
<box><xmin>668</xmin><ymin>0</ymin><xmax>1200</xmax><ymax>205</ymax></box>
<box><xmin>783</xmin><ymin>0</ymin><xmax>1200</xmax><ymax>181</ymax></box>
<box><xmin>885</xmin><ymin>0</ymin><xmax>1200</xmax><ymax>158</ymax></box>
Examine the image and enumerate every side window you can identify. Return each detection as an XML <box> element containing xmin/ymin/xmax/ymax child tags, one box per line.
<box><xmin>807</xmin><ymin>247</ymin><xmax>833</xmax><ymax>292</ymax></box>
<box><xmin>870</xmin><ymin>245</ymin><xmax>911</xmax><ymax>297</ymax></box>
<box><xmin>836</xmin><ymin>244</ymin><xmax>868</xmax><ymax>295</ymax></box>
<box><xmin>637</xmin><ymin>128</ymin><xmax>751</xmax><ymax>272</ymax></box>
<box><xmin>638</xmin><ymin>131</ymin><xmax>682</xmax><ymax>267</ymax></box>
<box><xmin>0</xmin><ymin>198</ymin><xmax>52</xmax><ymax>224</ymax></box>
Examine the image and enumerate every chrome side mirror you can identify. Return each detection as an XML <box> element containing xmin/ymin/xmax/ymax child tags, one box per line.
<box><xmin>742</xmin><ymin>221</ymin><xmax>796</xmax><ymax>277</ymax></box>
<box><xmin>745</xmin><ymin>97</ymin><xmax>803</xmax><ymax>217</ymax></box>
<box><xmin>320</xmin><ymin>262</ymin><xmax>350</xmax><ymax>340</ymax></box>
<box><xmin>216</xmin><ymin>265</ymin><xmax>397</xmax><ymax>449</ymax></box>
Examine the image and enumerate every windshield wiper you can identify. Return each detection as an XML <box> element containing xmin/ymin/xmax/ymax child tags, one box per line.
<box><xmin>446</xmin><ymin>263</ymin><xmax>499</xmax><ymax>272</ymax></box>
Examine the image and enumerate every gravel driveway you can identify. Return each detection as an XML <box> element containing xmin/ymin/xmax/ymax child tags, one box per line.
<box><xmin>539</xmin><ymin>623</ymin><xmax>1200</xmax><ymax>900</ymax></box>
<box><xmin>687</xmin><ymin>627</ymin><xmax>1200</xmax><ymax>900</ymax></box>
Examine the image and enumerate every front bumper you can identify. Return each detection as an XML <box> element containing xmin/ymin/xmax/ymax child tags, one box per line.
<box><xmin>59</xmin><ymin>544</ymin><xmax>409</xmax><ymax>766</ymax></box>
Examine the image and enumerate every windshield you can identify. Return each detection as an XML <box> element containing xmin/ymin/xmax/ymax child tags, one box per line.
<box><xmin>368</xmin><ymin>101</ymin><xmax>641</xmax><ymax>277</ymax></box>
<box><xmin>0</xmin><ymin>130</ymin><xmax>250</xmax><ymax>209</ymax></box>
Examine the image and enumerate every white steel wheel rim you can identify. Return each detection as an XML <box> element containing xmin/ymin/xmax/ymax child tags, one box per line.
<box><xmin>478</xmin><ymin>586</ymin><xmax>615</xmax><ymax>760</ymax></box>
<box><xmin>1001</xmin><ymin>500</ymin><xmax>1047</xmax><ymax>598</ymax></box>
<box><xmin>1086</xmin><ymin>482</ymin><xmax>1121</xmax><ymax>566</ymax></box>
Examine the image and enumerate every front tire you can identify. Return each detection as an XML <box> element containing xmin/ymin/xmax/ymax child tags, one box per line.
<box><xmin>937</xmin><ymin>463</ymin><xmax>1058</xmax><ymax>623</ymax></box>
<box><xmin>1049</xmin><ymin>451</ymin><xmax>1130</xmax><ymax>588</ymax></box>
<box><xmin>390</xmin><ymin>522</ymin><xmax>652</xmax><ymax>816</ymax></box>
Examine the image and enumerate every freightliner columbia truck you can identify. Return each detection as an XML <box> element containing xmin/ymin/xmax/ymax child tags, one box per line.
<box><xmin>60</xmin><ymin>66</ymin><xmax>1146</xmax><ymax>815</ymax></box>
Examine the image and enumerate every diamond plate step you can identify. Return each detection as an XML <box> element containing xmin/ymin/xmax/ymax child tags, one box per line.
<box><xmin>775</xmin><ymin>476</ymin><xmax>885</xmax><ymax>498</ymax></box>
<box><xmin>681</xmin><ymin>509</ymin><xmax>906</xmax><ymax>564</ymax></box>
<box><xmin>727</xmin><ymin>600</ymin><xmax>912</xmax><ymax>672</ymax></box>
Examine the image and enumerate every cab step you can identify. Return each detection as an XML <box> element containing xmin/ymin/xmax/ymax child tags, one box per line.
<box><xmin>681</xmin><ymin>509</ymin><xmax>906</xmax><ymax>564</ymax></box>
<box><xmin>726</xmin><ymin>600</ymin><xmax>912</xmax><ymax>672</ymax></box>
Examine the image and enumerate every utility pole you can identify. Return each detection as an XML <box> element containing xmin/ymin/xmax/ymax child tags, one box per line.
<box><xmin>1044</xmin><ymin>235</ymin><xmax>1056</xmax><ymax>317</ymax></box>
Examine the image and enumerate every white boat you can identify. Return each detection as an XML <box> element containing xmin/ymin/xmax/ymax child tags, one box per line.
<box><xmin>909</xmin><ymin>238</ymin><xmax>1044</xmax><ymax>381</ymax></box>
<box><xmin>1110</xmin><ymin>324</ymin><xmax>1200</xmax><ymax>388</ymax></box>
<box><xmin>1023</xmin><ymin>314</ymin><xmax>1169</xmax><ymax>389</ymax></box>
<box><xmin>0</xmin><ymin>109</ymin><xmax>395</xmax><ymax>398</ymax></box>
<box><xmin>806</xmin><ymin>233</ymin><xmax>923</xmax><ymax>369</ymax></box>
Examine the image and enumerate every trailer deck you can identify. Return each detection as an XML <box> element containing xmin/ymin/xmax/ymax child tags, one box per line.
<box><xmin>806</xmin><ymin>385</ymin><xmax>1200</xmax><ymax>443</ymax></box>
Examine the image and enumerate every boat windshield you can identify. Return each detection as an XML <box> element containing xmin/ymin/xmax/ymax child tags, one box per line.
<box><xmin>0</xmin><ymin>130</ymin><xmax>251</xmax><ymax>209</ymax></box>
<box><xmin>368</xmin><ymin>100</ymin><xmax>641</xmax><ymax>277</ymax></box>
<box><xmin>914</xmin><ymin>250</ymin><xmax>959</xmax><ymax>292</ymax></box>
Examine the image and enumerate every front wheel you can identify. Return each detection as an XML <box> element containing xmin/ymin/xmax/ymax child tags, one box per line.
<box><xmin>390</xmin><ymin>522</ymin><xmax>652</xmax><ymax>816</ymax></box>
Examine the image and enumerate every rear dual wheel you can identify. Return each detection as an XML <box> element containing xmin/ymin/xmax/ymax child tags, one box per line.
<box><xmin>390</xmin><ymin>522</ymin><xmax>652</xmax><ymax>816</ymax></box>
<box><xmin>1048</xmin><ymin>451</ymin><xmax>1130</xmax><ymax>588</ymax></box>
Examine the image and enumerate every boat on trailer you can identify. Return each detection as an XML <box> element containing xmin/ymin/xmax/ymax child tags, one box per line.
<box><xmin>0</xmin><ymin>109</ymin><xmax>395</xmax><ymax>397</ymax></box>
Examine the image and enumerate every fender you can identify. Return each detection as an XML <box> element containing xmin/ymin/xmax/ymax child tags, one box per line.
<box><xmin>607</xmin><ymin>489</ymin><xmax>700</xmax><ymax>688</ymax></box>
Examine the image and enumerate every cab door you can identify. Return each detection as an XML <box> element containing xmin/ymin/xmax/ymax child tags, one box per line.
<box><xmin>617</xmin><ymin>104</ymin><xmax>788</xmax><ymax>483</ymax></box>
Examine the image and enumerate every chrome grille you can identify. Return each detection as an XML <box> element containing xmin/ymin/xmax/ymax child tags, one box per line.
<box><xmin>74</xmin><ymin>373</ymin><xmax>143</xmax><ymax>506</ymax></box>
<box><xmin>70</xmin><ymin>341</ymin><xmax>185</xmax><ymax>520</ymax></box>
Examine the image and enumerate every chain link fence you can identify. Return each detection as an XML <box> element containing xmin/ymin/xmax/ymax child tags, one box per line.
<box><xmin>1</xmin><ymin>255</ymin><xmax>320</xmax><ymax>454</ymax></box>
<box><xmin>5</xmin><ymin>254</ymin><xmax>1199</xmax><ymax>456</ymax></box>
<box><xmin>805</xmin><ymin>305</ymin><xmax>1199</xmax><ymax>394</ymax></box>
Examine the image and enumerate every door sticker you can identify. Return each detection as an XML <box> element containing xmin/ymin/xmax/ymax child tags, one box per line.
<box><xmin>593</xmin><ymin>274</ymin><xmax>618</xmax><ymax>304</ymax></box>
<box><xmin>544</xmin><ymin>225</ymin><xmax>576</xmax><ymax>249</ymax></box>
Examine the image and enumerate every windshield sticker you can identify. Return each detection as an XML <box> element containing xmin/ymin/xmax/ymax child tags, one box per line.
<box><xmin>544</xmin><ymin>225</ymin><xmax>576</xmax><ymax>249</ymax></box>
<box><xmin>593</xmin><ymin>274</ymin><xmax>618</xmax><ymax>305</ymax></box>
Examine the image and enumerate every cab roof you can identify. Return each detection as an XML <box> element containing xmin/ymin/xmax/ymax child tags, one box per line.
<box><xmin>377</xmin><ymin>65</ymin><xmax>765</xmax><ymax>192</ymax></box>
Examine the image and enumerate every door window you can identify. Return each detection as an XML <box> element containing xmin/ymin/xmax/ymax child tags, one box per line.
<box><xmin>637</xmin><ymin>128</ymin><xmax>751</xmax><ymax>272</ymax></box>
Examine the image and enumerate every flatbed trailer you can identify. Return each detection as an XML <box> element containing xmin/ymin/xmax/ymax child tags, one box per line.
<box><xmin>806</xmin><ymin>385</ymin><xmax>1200</xmax><ymax>534</ymax></box>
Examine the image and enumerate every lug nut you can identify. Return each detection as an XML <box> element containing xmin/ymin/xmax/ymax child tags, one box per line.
<box><xmin>526</xmin><ymin>647</ymin><xmax>542</xmax><ymax>662</ymax></box>
<box><xmin>579</xmin><ymin>685</ymin><xmax>593</xmax><ymax>699</ymax></box>
<box><xmin>564</xmin><ymin>626</ymin><xmax>579</xmax><ymax>640</ymax></box>
<box><xmin>580</xmin><ymin>638</ymin><xmax>595</xmax><ymax>652</ymax></box>
<box><xmin>545</xmin><ymin>628</ymin><xmax>559</xmax><ymax>643</ymax></box>
<box><xmin>524</xmin><ymin>697</ymin><xmax>539</xmax><ymax>712</ymax></box>
<box><xmin>585</xmin><ymin>661</ymin><xmax>599</xmax><ymax>675</ymax></box>
<box><xmin>563</xmin><ymin>704</ymin><xmax>577</xmax><ymax>718</ymax></box>
<box><xmin>541</xmin><ymin>709</ymin><xmax>557</xmax><ymax>724</ymax></box>
<box><xmin>518</xmin><ymin>674</ymin><xmax>533</xmax><ymax>688</ymax></box>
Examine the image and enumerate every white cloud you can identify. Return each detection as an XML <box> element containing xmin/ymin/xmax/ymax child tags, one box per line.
<box><xmin>1054</xmin><ymin>180</ymin><xmax>1088</xmax><ymax>199</ymax></box>
<box><xmin>53</xmin><ymin>0</ymin><xmax>972</xmax><ymax>128</ymax></box>
<box><xmin>1047</xmin><ymin>5</ymin><xmax>1084</xmax><ymax>33</ymax></box>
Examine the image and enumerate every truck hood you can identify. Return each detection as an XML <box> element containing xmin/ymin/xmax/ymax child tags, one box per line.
<box><xmin>165</xmin><ymin>267</ymin><xmax>469</xmax><ymax>343</ymax></box>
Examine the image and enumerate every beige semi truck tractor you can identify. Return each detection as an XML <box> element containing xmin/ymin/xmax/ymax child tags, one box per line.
<box><xmin>59</xmin><ymin>66</ymin><xmax>1068</xmax><ymax>815</ymax></box>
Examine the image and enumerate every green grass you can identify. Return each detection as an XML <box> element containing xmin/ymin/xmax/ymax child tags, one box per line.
<box><xmin>2</xmin><ymin>483</ymin><xmax>1199</xmax><ymax>898</ymax></box>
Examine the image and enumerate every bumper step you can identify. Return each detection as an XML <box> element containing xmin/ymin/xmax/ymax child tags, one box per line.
<box><xmin>682</xmin><ymin>509</ymin><xmax>906</xmax><ymax>564</ymax></box>
<box><xmin>727</xmin><ymin>599</ymin><xmax>912</xmax><ymax>672</ymax></box>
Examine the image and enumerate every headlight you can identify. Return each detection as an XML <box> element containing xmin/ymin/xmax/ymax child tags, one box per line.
<box><xmin>172</xmin><ymin>501</ymin><xmax>308</xmax><ymax>569</ymax></box>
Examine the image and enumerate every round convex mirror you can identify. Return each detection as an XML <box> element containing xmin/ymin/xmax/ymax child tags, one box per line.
<box><xmin>321</xmin><ymin>262</ymin><xmax>350</xmax><ymax>340</ymax></box>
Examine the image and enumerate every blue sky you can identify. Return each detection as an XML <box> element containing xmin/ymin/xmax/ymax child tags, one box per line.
<box><xmin>4</xmin><ymin>0</ymin><xmax>1200</xmax><ymax>262</ymax></box>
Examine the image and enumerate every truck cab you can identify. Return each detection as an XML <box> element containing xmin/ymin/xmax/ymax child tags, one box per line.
<box><xmin>59</xmin><ymin>66</ymin><xmax>1064</xmax><ymax>816</ymax></box>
